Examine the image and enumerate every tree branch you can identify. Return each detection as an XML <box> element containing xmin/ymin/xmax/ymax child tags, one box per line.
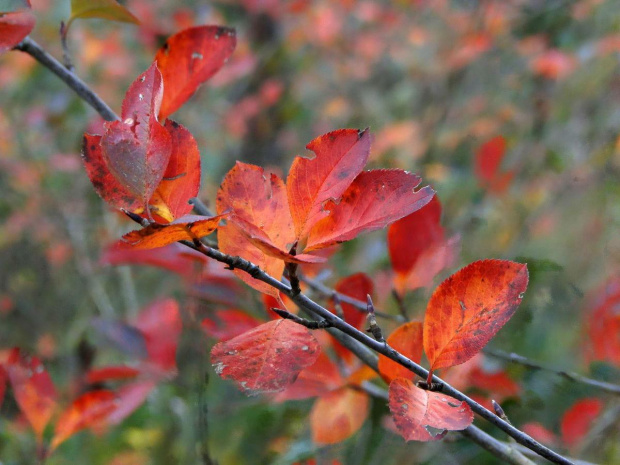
<box><xmin>484</xmin><ymin>349</ymin><xmax>620</xmax><ymax>396</ymax></box>
<box><xmin>14</xmin><ymin>37</ymin><xmax>119</xmax><ymax>122</ymax></box>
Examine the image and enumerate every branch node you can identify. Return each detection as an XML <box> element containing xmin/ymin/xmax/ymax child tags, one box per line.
<box><xmin>271</xmin><ymin>307</ymin><xmax>332</xmax><ymax>330</ymax></box>
<box><xmin>365</xmin><ymin>294</ymin><xmax>384</xmax><ymax>342</ymax></box>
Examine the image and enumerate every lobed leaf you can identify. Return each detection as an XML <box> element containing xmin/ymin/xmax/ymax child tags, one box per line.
<box><xmin>287</xmin><ymin>128</ymin><xmax>371</xmax><ymax>238</ymax></box>
<box><xmin>120</xmin><ymin>214</ymin><xmax>224</xmax><ymax>249</ymax></box>
<box><xmin>310</xmin><ymin>387</ymin><xmax>369</xmax><ymax>444</ymax></box>
<box><xmin>5</xmin><ymin>348</ymin><xmax>57</xmax><ymax>439</ymax></box>
<box><xmin>423</xmin><ymin>260</ymin><xmax>529</xmax><ymax>375</ymax></box>
<box><xmin>388</xmin><ymin>378</ymin><xmax>473</xmax><ymax>441</ymax></box>
<box><xmin>378</xmin><ymin>322</ymin><xmax>423</xmax><ymax>383</ymax></box>
<box><xmin>50</xmin><ymin>390</ymin><xmax>117</xmax><ymax>451</ymax></box>
<box><xmin>211</xmin><ymin>319</ymin><xmax>320</xmax><ymax>394</ymax></box>
<box><xmin>305</xmin><ymin>170</ymin><xmax>435</xmax><ymax>251</ymax></box>
<box><xmin>155</xmin><ymin>25</ymin><xmax>237</xmax><ymax>120</ymax></box>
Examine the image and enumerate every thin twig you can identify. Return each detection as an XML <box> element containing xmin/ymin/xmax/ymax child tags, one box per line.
<box><xmin>189</xmin><ymin>198</ymin><xmax>215</xmax><ymax>217</ymax></box>
<box><xmin>270</xmin><ymin>307</ymin><xmax>332</xmax><ymax>329</ymax></box>
<box><xmin>14</xmin><ymin>37</ymin><xmax>119</xmax><ymax>122</ymax></box>
<box><xmin>301</xmin><ymin>274</ymin><xmax>405</xmax><ymax>323</ymax></box>
<box><xmin>484</xmin><ymin>349</ymin><xmax>620</xmax><ymax>396</ymax></box>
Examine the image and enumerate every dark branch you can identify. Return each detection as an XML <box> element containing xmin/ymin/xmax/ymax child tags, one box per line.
<box><xmin>15</xmin><ymin>37</ymin><xmax>119</xmax><ymax>122</ymax></box>
<box><xmin>189</xmin><ymin>198</ymin><xmax>215</xmax><ymax>217</ymax></box>
<box><xmin>271</xmin><ymin>307</ymin><xmax>332</xmax><ymax>329</ymax></box>
<box><xmin>484</xmin><ymin>349</ymin><xmax>620</xmax><ymax>396</ymax></box>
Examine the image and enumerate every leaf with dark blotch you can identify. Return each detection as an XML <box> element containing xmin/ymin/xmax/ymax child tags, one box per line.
<box><xmin>211</xmin><ymin>319</ymin><xmax>320</xmax><ymax>394</ymax></box>
<box><xmin>82</xmin><ymin>133</ymin><xmax>143</xmax><ymax>212</ymax></box>
<box><xmin>101</xmin><ymin>64</ymin><xmax>172</xmax><ymax>207</ymax></box>
<box><xmin>389</xmin><ymin>378</ymin><xmax>473</xmax><ymax>441</ymax></box>
<box><xmin>310</xmin><ymin>387</ymin><xmax>369</xmax><ymax>444</ymax></box>
<box><xmin>287</xmin><ymin>128</ymin><xmax>371</xmax><ymax>238</ymax></box>
<box><xmin>305</xmin><ymin>170</ymin><xmax>435</xmax><ymax>251</ymax></box>
<box><xmin>120</xmin><ymin>214</ymin><xmax>224</xmax><ymax>249</ymax></box>
<box><xmin>148</xmin><ymin>120</ymin><xmax>201</xmax><ymax>222</ymax></box>
<box><xmin>155</xmin><ymin>25</ymin><xmax>236</xmax><ymax>120</ymax></box>
<box><xmin>378</xmin><ymin>322</ymin><xmax>423</xmax><ymax>383</ymax></box>
<box><xmin>0</xmin><ymin>8</ymin><xmax>35</xmax><ymax>54</ymax></box>
<box><xmin>423</xmin><ymin>260</ymin><xmax>528</xmax><ymax>376</ymax></box>
<box><xmin>50</xmin><ymin>390</ymin><xmax>117</xmax><ymax>451</ymax></box>
<box><xmin>5</xmin><ymin>348</ymin><xmax>57</xmax><ymax>440</ymax></box>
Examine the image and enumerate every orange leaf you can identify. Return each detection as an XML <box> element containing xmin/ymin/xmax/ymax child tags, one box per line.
<box><xmin>275</xmin><ymin>351</ymin><xmax>344</xmax><ymax>402</ymax></box>
<box><xmin>0</xmin><ymin>8</ymin><xmax>35</xmax><ymax>55</ymax></box>
<box><xmin>310</xmin><ymin>387</ymin><xmax>369</xmax><ymax>444</ymax></box>
<box><xmin>216</xmin><ymin>162</ymin><xmax>295</xmax><ymax>295</ymax></box>
<box><xmin>210</xmin><ymin>319</ymin><xmax>320</xmax><ymax>394</ymax></box>
<box><xmin>305</xmin><ymin>170</ymin><xmax>435</xmax><ymax>251</ymax></box>
<box><xmin>378</xmin><ymin>322</ymin><xmax>423</xmax><ymax>383</ymax></box>
<box><xmin>155</xmin><ymin>25</ymin><xmax>236</xmax><ymax>120</ymax></box>
<box><xmin>560</xmin><ymin>398</ymin><xmax>603</xmax><ymax>448</ymax></box>
<box><xmin>388</xmin><ymin>378</ymin><xmax>473</xmax><ymax>441</ymax></box>
<box><xmin>423</xmin><ymin>260</ymin><xmax>528</xmax><ymax>376</ymax></box>
<box><xmin>287</xmin><ymin>128</ymin><xmax>371</xmax><ymax>238</ymax></box>
<box><xmin>148</xmin><ymin>120</ymin><xmax>201</xmax><ymax>222</ymax></box>
<box><xmin>120</xmin><ymin>214</ymin><xmax>224</xmax><ymax>249</ymax></box>
<box><xmin>50</xmin><ymin>390</ymin><xmax>117</xmax><ymax>451</ymax></box>
<box><xmin>5</xmin><ymin>348</ymin><xmax>57</xmax><ymax>440</ymax></box>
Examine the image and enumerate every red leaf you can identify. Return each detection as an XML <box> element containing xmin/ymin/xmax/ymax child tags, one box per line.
<box><xmin>216</xmin><ymin>162</ymin><xmax>295</xmax><ymax>296</ymax></box>
<box><xmin>134</xmin><ymin>299</ymin><xmax>182</xmax><ymax>373</ymax></box>
<box><xmin>86</xmin><ymin>366</ymin><xmax>141</xmax><ymax>384</ymax></box>
<box><xmin>148</xmin><ymin>120</ymin><xmax>201</xmax><ymax>222</ymax></box>
<box><xmin>0</xmin><ymin>9</ymin><xmax>35</xmax><ymax>55</ymax></box>
<box><xmin>105</xmin><ymin>380</ymin><xmax>157</xmax><ymax>425</ymax></box>
<box><xmin>310</xmin><ymin>387</ymin><xmax>369</xmax><ymax>444</ymax></box>
<box><xmin>475</xmin><ymin>136</ymin><xmax>506</xmax><ymax>183</ymax></box>
<box><xmin>101</xmin><ymin>242</ymin><xmax>207</xmax><ymax>279</ymax></box>
<box><xmin>100</xmin><ymin>63</ymin><xmax>172</xmax><ymax>209</ymax></box>
<box><xmin>5</xmin><ymin>348</ymin><xmax>57</xmax><ymax>439</ymax></box>
<box><xmin>305</xmin><ymin>170</ymin><xmax>435</xmax><ymax>251</ymax></box>
<box><xmin>522</xmin><ymin>422</ymin><xmax>558</xmax><ymax>446</ymax></box>
<box><xmin>378</xmin><ymin>322</ymin><xmax>423</xmax><ymax>383</ymax></box>
<box><xmin>120</xmin><ymin>214</ymin><xmax>223</xmax><ymax>249</ymax></box>
<box><xmin>50</xmin><ymin>390</ymin><xmax>117</xmax><ymax>451</ymax></box>
<box><xmin>287</xmin><ymin>128</ymin><xmax>371</xmax><ymax>238</ymax></box>
<box><xmin>81</xmin><ymin>134</ymin><xmax>142</xmax><ymax>212</ymax></box>
<box><xmin>155</xmin><ymin>25</ymin><xmax>237</xmax><ymax>120</ymax></box>
<box><xmin>560</xmin><ymin>398</ymin><xmax>603</xmax><ymax>448</ymax></box>
<box><xmin>201</xmin><ymin>309</ymin><xmax>262</xmax><ymax>341</ymax></box>
<box><xmin>423</xmin><ymin>260</ymin><xmax>528</xmax><ymax>376</ymax></box>
<box><xmin>275</xmin><ymin>351</ymin><xmax>344</xmax><ymax>401</ymax></box>
<box><xmin>0</xmin><ymin>365</ymin><xmax>7</xmax><ymax>410</ymax></box>
<box><xmin>388</xmin><ymin>378</ymin><xmax>473</xmax><ymax>441</ymax></box>
<box><xmin>211</xmin><ymin>319</ymin><xmax>320</xmax><ymax>394</ymax></box>
<box><xmin>333</xmin><ymin>273</ymin><xmax>374</xmax><ymax>330</ymax></box>
<box><xmin>585</xmin><ymin>277</ymin><xmax>620</xmax><ymax>367</ymax></box>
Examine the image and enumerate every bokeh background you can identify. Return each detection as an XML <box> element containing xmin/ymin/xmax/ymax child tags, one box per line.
<box><xmin>1</xmin><ymin>0</ymin><xmax>619</xmax><ymax>463</ymax></box>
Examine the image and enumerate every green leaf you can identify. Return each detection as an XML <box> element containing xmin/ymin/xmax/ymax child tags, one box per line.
<box><xmin>68</xmin><ymin>0</ymin><xmax>139</xmax><ymax>31</ymax></box>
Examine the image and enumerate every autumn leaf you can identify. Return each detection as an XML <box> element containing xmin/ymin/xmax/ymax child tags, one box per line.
<box><xmin>201</xmin><ymin>309</ymin><xmax>261</xmax><ymax>341</ymax></box>
<box><xmin>275</xmin><ymin>351</ymin><xmax>344</xmax><ymax>402</ymax></box>
<box><xmin>211</xmin><ymin>319</ymin><xmax>320</xmax><ymax>394</ymax></box>
<box><xmin>310</xmin><ymin>387</ymin><xmax>369</xmax><ymax>444</ymax></box>
<box><xmin>474</xmin><ymin>136</ymin><xmax>514</xmax><ymax>193</ymax></box>
<box><xmin>305</xmin><ymin>170</ymin><xmax>435</xmax><ymax>251</ymax></box>
<box><xmin>86</xmin><ymin>366</ymin><xmax>141</xmax><ymax>385</ymax></box>
<box><xmin>68</xmin><ymin>0</ymin><xmax>138</xmax><ymax>29</ymax></box>
<box><xmin>0</xmin><ymin>364</ymin><xmax>7</xmax><ymax>410</ymax></box>
<box><xmin>423</xmin><ymin>260</ymin><xmax>528</xmax><ymax>381</ymax></box>
<box><xmin>105</xmin><ymin>380</ymin><xmax>157</xmax><ymax>425</ymax></box>
<box><xmin>378</xmin><ymin>322</ymin><xmax>423</xmax><ymax>383</ymax></box>
<box><xmin>287</xmin><ymin>128</ymin><xmax>371</xmax><ymax>238</ymax></box>
<box><xmin>584</xmin><ymin>277</ymin><xmax>620</xmax><ymax>367</ymax></box>
<box><xmin>50</xmin><ymin>390</ymin><xmax>117</xmax><ymax>452</ymax></box>
<box><xmin>388</xmin><ymin>378</ymin><xmax>473</xmax><ymax>441</ymax></box>
<box><xmin>560</xmin><ymin>398</ymin><xmax>603</xmax><ymax>448</ymax></box>
<box><xmin>388</xmin><ymin>196</ymin><xmax>458</xmax><ymax>294</ymax></box>
<box><xmin>5</xmin><ymin>348</ymin><xmax>57</xmax><ymax>440</ymax></box>
<box><xmin>120</xmin><ymin>214</ymin><xmax>224</xmax><ymax>249</ymax></box>
<box><xmin>155</xmin><ymin>25</ymin><xmax>237</xmax><ymax>120</ymax></box>
<box><xmin>0</xmin><ymin>6</ymin><xmax>35</xmax><ymax>54</ymax></box>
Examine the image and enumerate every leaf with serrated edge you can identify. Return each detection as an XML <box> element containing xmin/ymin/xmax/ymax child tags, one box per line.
<box><xmin>211</xmin><ymin>320</ymin><xmax>320</xmax><ymax>394</ymax></box>
<box><xmin>389</xmin><ymin>378</ymin><xmax>473</xmax><ymax>442</ymax></box>
<box><xmin>423</xmin><ymin>260</ymin><xmax>528</xmax><ymax>376</ymax></box>
<box><xmin>305</xmin><ymin>170</ymin><xmax>435</xmax><ymax>251</ymax></box>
